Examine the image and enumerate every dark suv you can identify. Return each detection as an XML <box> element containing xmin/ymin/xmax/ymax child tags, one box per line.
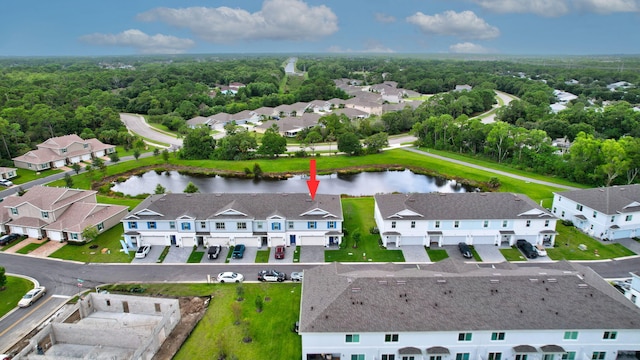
<box><xmin>0</xmin><ymin>233</ymin><xmax>20</xmax><ymax>246</ymax></box>
<box><xmin>458</xmin><ymin>242</ymin><xmax>473</xmax><ymax>258</ymax></box>
<box><xmin>232</xmin><ymin>244</ymin><xmax>245</xmax><ymax>259</ymax></box>
<box><xmin>516</xmin><ymin>239</ymin><xmax>538</xmax><ymax>259</ymax></box>
<box><xmin>207</xmin><ymin>245</ymin><xmax>221</xmax><ymax>260</ymax></box>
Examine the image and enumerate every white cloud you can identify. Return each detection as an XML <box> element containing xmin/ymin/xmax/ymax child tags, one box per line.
<box><xmin>79</xmin><ymin>29</ymin><xmax>195</xmax><ymax>54</ymax></box>
<box><xmin>406</xmin><ymin>10</ymin><xmax>500</xmax><ymax>40</ymax></box>
<box><xmin>473</xmin><ymin>0</ymin><xmax>569</xmax><ymax>17</ymax></box>
<box><xmin>449</xmin><ymin>42</ymin><xmax>491</xmax><ymax>54</ymax></box>
<box><xmin>375</xmin><ymin>13</ymin><xmax>396</xmax><ymax>23</ymax></box>
<box><xmin>575</xmin><ymin>0</ymin><xmax>640</xmax><ymax>14</ymax></box>
<box><xmin>138</xmin><ymin>0</ymin><xmax>338</xmax><ymax>43</ymax></box>
<box><xmin>327</xmin><ymin>41</ymin><xmax>395</xmax><ymax>53</ymax></box>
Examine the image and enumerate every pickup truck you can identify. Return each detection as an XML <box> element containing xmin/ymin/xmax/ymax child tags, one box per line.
<box><xmin>232</xmin><ymin>244</ymin><xmax>245</xmax><ymax>259</ymax></box>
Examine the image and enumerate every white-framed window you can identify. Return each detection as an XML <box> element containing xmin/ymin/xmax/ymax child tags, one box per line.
<box><xmin>545</xmin><ymin>220</ymin><xmax>550</xmax><ymax>227</ymax></box>
<box><xmin>147</xmin><ymin>221</ymin><xmax>157</xmax><ymax>229</ymax></box>
<box><xmin>384</xmin><ymin>333</ymin><xmax>398</xmax><ymax>342</ymax></box>
<box><xmin>382</xmin><ymin>355</ymin><xmax>396</xmax><ymax>360</ymax></box>
<box><xmin>97</xmin><ymin>222</ymin><xmax>104</xmax><ymax>231</ymax></box>
<box><xmin>610</xmin><ymin>216</ymin><xmax>615</xmax><ymax>223</ymax></box>
<box><xmin>308</xmin><ymin>221</ymin><xmax>317</xmax><ymax>229</ymax></box>
<box><xmin>435</xmin><ymin>221</ymin><xmax>440</xmax><ymax>228</ymax></box>
<box><xmin>553</xmin><ymin>207</ymin><xmax>557</xmax><ymax>213</ymax></box>
<box><xmin>271</xmin><ymin>222</ymin><xmax>281</xmax><ymax>230</ymax></box>
<box><xmin>169</xmin><ymin>221</ymin><xmax>175</xmax><ymax>229</ymax></box>
<box><xmin>488</xmin><ymin>353</ymin><xmax>502</xmax><ymax>360</ymax></box>
<box><xmin>591</xmin><ymin>352</ymin><xmax>605</xmax><ymax>360</ymax></box>
<box><xmin>391</xmin><ymin>221</ymin><xmax>396</xmax><ymax>229</ymax></box>
<box><xmin>288</xmin><ymin>221</ymin><xmax>294</xmax><ymax>229</ymax></box>
<box><xmin>128</xmin><ymin>221</ymin><xmax>137</xmax><ymax>229</ymax></box>
<box><xmin>456</xmin><ymin>353</ymin><xmax>470</xmax><ymax>360</ymax></box>
<box><xmin>351</xmin><ymin>355</ymin><xmax>364</xmax><ymax>360</ymax></box>
<box><xmin>41</xmin><ymin>211</ymin><xmax>49</xmax><ymax>219</ymax></box>
<box><xmin>502</xmin><ymin>220</ymin><xmax>508</xmax><ymax>228</ymax></box>
<box><xmin>603</xmin><ymin>331</ymin><xmax>617</xmax><ymax>340</ymax></box>
<box><xmin>561</xmin><ymin>211</ymin><xmax>565</xmax><ymax>217</ymax></box>
<box><xmin>345</xmin><ymin>334</ymin><xmax>359</xmax><ymax>343</ymax></box>
<box><xmin>576</xmin><ymin>204</ymin><xmax>583</xmax><ymax>211</ymax></box>
<box><xmin>483</xmin><ymin>220</ymin><xmax>489</xmax><ymax>228</ymax></box>
<box><xmin>454</xmin><ymin>220</ymin><xmax>460</xmax><ymax>228</ymax></box>
<box><xmin>543</xmin><ymin>355</ymin><xmax>555</xmax><ymax>360</ymax></box>
<box><xmin>564</xmin><ymin>331</ymin><xmax>578</xmax><ymax>340</ymax></box>
<box><xmin>593</xmin><ymin>211</ymin><xmax>597</xmax><ymax>218</ymax></box>
<box><xmin>562</xmin><ymin>352</ymin><xmax>576</xmax><ymax>360</ymax></box>
<box><xmin>256</xmin><ymin>221</ymin><xmax>263</xmax><ymax>229</ymax></box>
<box><xmin>526</xmin><ymin>220</ymin><xmax>531</xmax><ymax>227</ymax></box>
<box><xmin>215</xmin><ymin>222</ymin><xmax>225</xmax><ymax>230</ymax></box>
<box><xmin>458</xmin><ymin>332</ymin><xmax>472</xmax><ymax>341</ymax></box>
<box><xmin>328</xmin><ymin>221</ymin><xmax>336</xmax><ymax>229</ymax></box>
<box><xmin>516</xmin><ymin>355</ymin><xmax>528</xmax><ymax>360</ymax></box>
<box><xmin>430</xmin><ymin>357</ymin><xmax>442</xmax><ymax>360</ymax></box>
<box><xmin>200</xmin><ymin>221</ymin><xmax>206</xmax><ymax>229</ymax></box>
<box><xmin>411</xmin><ymin>221</ymin><xmax>416</xmax><ymax>228</ymax></box>
<box><xmin>237</xmin><ymin>222</ymin><xmax>247</xmax><ymax>230</ymax></box>
<box><xmin>626</xmin><ymin>215</ymin><xmax>633</xmax><ymax>221</ymax></box>
<box><xmin>181</xmin><ymin>222</ymin><xmax>191</xmax><ymax>230</ymax></box>
<box><xmin>491</xmin><ymin>332</ymin><xmax>505</xmax><ymax>341</ymax></box>
<box><xmin>10</xmin><ymin>208</ymin><xmax>18</xmax><ymax>215</ymax></box>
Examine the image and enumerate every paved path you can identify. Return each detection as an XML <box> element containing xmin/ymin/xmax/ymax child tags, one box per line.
<box><xmin>119</xmin><ymin>113</ymin><xmax>183</xmax><ymax>148</ymax></box>
<box><xmin>403</xmin><ymin>147</ymin><xmax>579</xmax><ymax>191</ymax></box>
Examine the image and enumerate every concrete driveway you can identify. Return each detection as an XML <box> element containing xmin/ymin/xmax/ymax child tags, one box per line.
<box><xmin>400</xmin><ymin>245</ymin><xmax>431</xmax><ymax>263</ymax></box>
<box><xmin>268</xmin><ymin>246</ymin><xmax>295</xmax><ymax>263</ymax></box>
<box><xmin>131</xmin><ymin>245</ymin><xmax>164</xmax><ymax>264</ymax></box>
<box><xmin>300</xmin><ymin>246</ymin><xmax>326</xmax><ymax>263</ymax></box>
<box><xmin>228</xmin><ymin>246</ymin><xmax>258</xmax><ymax>264</ymax></box>
<box><xmin>473</xmin><ymin>245</ymin><xmax>507</xmax><ymax>263</ymax></box>
<box><xmin>163</xmin><ymin>247</ymin><xmax>192</xmax><ymax>263</ymax></box>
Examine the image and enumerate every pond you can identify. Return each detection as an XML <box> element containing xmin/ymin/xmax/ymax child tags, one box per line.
<box><xmin>110</xmin><ymin>169</ymin><xmax>476</xmax><ymax>196</ymax></box>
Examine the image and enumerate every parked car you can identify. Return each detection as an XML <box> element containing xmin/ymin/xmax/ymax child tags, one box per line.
<box><xmin>458</xmin><ymin>242</ymin><xmax>473</xmax><ymax>259</ymax></box>
<box><xmin>207</xmin><ymin>245</ymin><xmax>221</xmax><ymax>260</ymax></box>
<box><xmin>18</xmin><ymin>286</ymin><xmax>46</xmax><ymax>307</ymax></box>
<box><xmin>0</xmin><ymin>179</ymin><xmax>13</xmax><ymax>187</ymax></box>
<box><xmin>217</xmin><ymin>272</ymin><xmax>244</xmax><ymax>283</ymax></box>
<box><xmin>274</xmin><ymin>245</ymin><xmax>285</xmax><ymax>259</ymax></box>
<box><xmin>516</xmin><ymin>239</ymin><xmax>538</xmax><ymax>259</ymax></box>
<box><xmin>0</xmin><ymin>233</ymin><xmax>20</xmax><ymax>246</ymax></box>
<box><xmin>258</xmin><ymin>269</ymin><xmax>287</xmax><ymax>282</ymax></box>
<box><xmin>1</xmin><ymin>354</ymin><xmax>11</xmax><ymax>360</ymax></box>
<box><xmin>135</xmin><ymin>245</ymin><xmax>151</xmax><ymax>259</ymax></box>
<box><xmin>290</xmin><ymin>271</ymin><xmax>304</xmax><ymax>282</ymax></box>
<box><xmin>232</xmin><ymin>244</ymin><xmax>245</xmax><ymax>259</ymax></box>
<box><xmin>535</xmin><ymin>244</ymin><xmax>547</xmax><ymax>257</ymax></box>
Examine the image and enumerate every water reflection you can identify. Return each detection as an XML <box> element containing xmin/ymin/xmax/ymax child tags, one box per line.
<box><xmin>111</xmin><ymin>169</ymin><xmax>476</xmax><ymax>196</ymax></box>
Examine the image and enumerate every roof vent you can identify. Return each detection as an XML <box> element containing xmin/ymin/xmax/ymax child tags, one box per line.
<box><xmin>396</xmin><ymin>280</ymin><xmax>406</xmax><ymax>285</ymax></box>
<box><xmin>529</xmin><ymin>278</ymin><xmax>538</xmax><ymax>282</ymax></box>
<box><xmin>578</xmin><ymin>283</ymin><xmax>589</xmax><ymax>289</ymax></box>
<box><xmin>490</xmin><ymin>279</ymin><xmax>500</xmax><ymax>284</ymax></box>
<box><xmin>438</xmin><ymin>193</ymin><xmax>446</xmax><ymax>196</ymax></box>
<box><xmin>377</xmin><ymin>280</ymin><xmax>388</xmax><ymax>285</ymax></box>
<box><xmin>185</xmin><ymin>194</ymin><xmax>192</xmax><ymax>197</ymax></box>
<box><xmin>351</xmin><ymin>287</ymin><xmax>361</xmax><ymax>293</ymax></box>
<box><xmin>215</xmin><ymin>194</ymin><xmax>222</xmax><ymax>197</ymax></box>
<box><xmin>436</xmin><ymin>279</ymin><xmax>447</xmax><ymax>284</ymax></box>
<box><xmin>547</xmin><ymin>278</ymin><xmax>557</xmax><ymax>283</ymax></box>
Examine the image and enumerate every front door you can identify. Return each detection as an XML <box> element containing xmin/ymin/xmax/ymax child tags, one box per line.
<box><xmin>290</xmin><ymin>235</ymin><xmax>296</xmax><ymax>245</ymax></box>
<box><xmin>170</xmin><ymin>235</ymin><xmax>177</xmax><ymax>246</ymax></box>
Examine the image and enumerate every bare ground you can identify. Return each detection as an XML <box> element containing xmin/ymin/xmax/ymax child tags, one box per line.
<box><xmin>152</xmin><ymin>296</ymin><xmax>210</xmax><ymax>360</ymax></box>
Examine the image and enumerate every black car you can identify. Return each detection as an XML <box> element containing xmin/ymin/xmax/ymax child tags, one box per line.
<box><xmin>0</xmin><ymin>233</ymin><xmax>20</xmax><ymax>246</ymax></box>
<box><xmin>458</xmin><ymin>242</ymin><xmax>473</xmax><ymax>259</ymax></box>
<box><xmin>207</xmin><ymin>245</ymin><xmax>221</xmax><ymax>260</ymax></box>
<box><xmin>516</xmin><ymin>239</ymin><xmax>538</xmax><ymax>259</ymax></box>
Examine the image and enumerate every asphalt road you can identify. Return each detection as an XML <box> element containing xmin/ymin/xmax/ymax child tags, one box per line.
<box><xmin>119</xmin><ymin>113</ymin><xmax>183</xmax><ymax>148</ymax></box>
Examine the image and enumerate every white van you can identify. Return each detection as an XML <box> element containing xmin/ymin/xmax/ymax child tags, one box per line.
<box><xmin>535</xmin><ymin>244</ymin><xmax>547</xmax><ymax>257</ymax></box>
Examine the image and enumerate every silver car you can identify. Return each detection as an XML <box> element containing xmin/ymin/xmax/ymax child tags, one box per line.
<box><xmin>18</xmin><ymin>286</ymin><xmax>46</xmax><ymax>307</ymax></box>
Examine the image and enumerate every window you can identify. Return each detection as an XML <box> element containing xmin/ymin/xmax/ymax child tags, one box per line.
<box><xmin>97</xmin><ymin>222</ymin><xmax>104</xmax><ymax>231</ymax></box>
<box><xmin>256</xmin><ymin>221</ymin><xmax>263</xmax><ymax>229</ymax></box>
<box><xmin>545</xmin><ymin>220</ymin><xmax>550</xmax><ymax>227</ymax></box>
<box><xmin>83</xmin><ymin>143</ymin><xmax>89</xmax><ymax>148</ymax></box>
<box><xmin>215</xmin><ymin>222</ymin><xmax>225</xmax><ymax>230</ymax></box>
<box><xmin>430</xmin><ymin>357</ymin><xmax>442</xmax><ymax>360</ymax></box>
<box><xmin>603</xmin><ymin>331</ymin><xmax>617</xmax><ymax>340</ymax></box>
<box><xmin>553</xmin><ymin>207</ymin><xmax>557</xmax><ymax>213</ymax></box>
<box><xmin>458</xmin><ymin>332</ymin><xmax>472</xmax><ymax>341</ymax></box>
<box><xmin>515</xmin><ymin>355</ymin><xmax>528</xmax><ymax>360</ymax></box>
<box><xmin>488</xmin><ymin>353</ymin><xmax>502</xmax><ymax>360</ymax></box>
<box><xmin>288</xmin><ymin>221</ymin><xmax>294</xmax><ymax>229</ymax></box>
<box><xmin>626</xmin><ymin>215</ymin><xmax>633</xmax><ymax>221</ymax></box>
<box><xmin>391</xmin><ymin>221</ymin><xmax>396</xmax><ymax>229</ymax></box>
<box><xmin>610</xmin><ymin>216</ymin><xmax>615</xmax><ymax>223</ymax></box>
<box><xmin>307</xmin><ymin>221</ymin><xmax>317</xmax><ymax>229</ymax></box>
<box><xmin>526</xmin><ymin>220</ymin><xmax>531</xmax><ymax>227</ymax></box>
<box><xmin>328</xmin><ymin>221</ymin><xmax>336</xmax><ymax>229</ymax></box>
<box><xmin>632</xmin><ymin>294</ymin><xmax>637</xmax><ymax>303</ymax></box>
<box><xmin>593</xmin><ymin>211</ymin><xmax>597</xmax><ymax>218</ymax></box>
<box><xmin>576</xmin><ymin>204</ymin><xmax>583</xmax><ymax>211</ymax></box>
<box><xmin>41</xmin><ymin>211</ymin><xmax>49</xmax><ymax>219</ymax></box>
<box><xmin>200</xmin><ymin>221</ymin><xmax>206</xmax><ymax>228</ymax></box>
<box><xmin>561</xmin><ymin>211</ymin><xmax>565</xmax><ymax>217</ymax></box>
<box><xmin>345</xmin><ymin>334</ymin><xmax>359</xmax><ymax>343</ymax></box>
<box><xmin>564</xmin><ymin>331</ymin><xmax>578</xmax><ymax>340</ymax></box>
<box><xmin>128</xmin><ymin>222</ymin><xmax>137</xmax><ymax>229</ymax></box>
<box><xmin>454</xmin><ymin>221</ymin><xmax>460</xmax><ymax>228</ymax></box>
<box><xmin>10</xmin><ymin>208</ymin><xmax>18</xmax><ymax>215</ymax></box>
<box><xmin>484</xmin><ymin>220</ymin><xmax>489</xmax><ymax>228</ymax></box>
<box><xmin>382</xmin><ymin>355</ymin><xmax>396</xmax><ymax>360</ymax></box>
<box><xmin>592</xmin><ymin>352</ymin><xmax>606</xmax><ymax>360</ymax></box>
<box><xmin>435</xmin><ymin>221</ymin><xmax>440</xmax><ymax>228</ymax></box>
<box><xmin>351</xmin><ymin>355</ymin><xmax>364</xmax><ymax>360</ymax></box>
<box><xmin>456</xmin><ymin>353</ymin><xmax>470</xmax><ymax>360</ymax></box>
<box><xmin>411</xmin><ymin>221</ymin><xmax>416</xmax><ymax>228</ymax></box>
<box><xmin>169</xmin><ymin>221</ymin><xmax>175</xmax><ymax>229</ymax></box>
<box><xmin>384</xmin><ymin>333</ymin><xmax>399</xmax><ymax>342</ymax></box>
<box><xmin>181</xmin><ymin>222</ymin><xmax>191</xmax><ymax>230</ymax></box>
<box><xmin>70</xmin><ymin>233</ymin><xmax>79</xmax><ymax>240</ymax></box>
<box><xmin>271</xmin><ymin>222</ymin><xmax>281</xmax><ymax>230</ymax></box>
<box><xmin>543</xmin><ymin>355</ymin><xmax>555</xmax><ymax>360</ymax></box>
<box><xmin>502</xmin><ymin>220</ymin><xmax>508</xmax><ymax>228</ymax></box>
<box><xmin>61</xmin><ymin>148</ymin><xmax>67</xmax><ymax>153</ymax></box>
<box><xmin>237</xmin><ymin>222</ymin><xmax>247</xmax><ymax>230</ymax></box>
<box><xmin>491</xmin><ymin>332</ymin><xmax>505</xmax><ymax>341</ymax></box>
<box><xmin>147</xmin><ymin>222</ymin><xmax>157</xmax><ymax>229</ymax></box>
<box><xmin>562</xmin><ymin>352</ymin><xmax>576</xmax><ymax>360</ymax></box>
<box><xmin>402</xmin><ymin>357</ymin><xmax>415</xmax><ymax>360</ymax></box>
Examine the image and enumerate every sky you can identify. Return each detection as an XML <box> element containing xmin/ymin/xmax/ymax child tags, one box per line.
<box><xmin>2</xmin><ymin>0</ymin><xmax>640</xmax><ymax>57</ymax></box>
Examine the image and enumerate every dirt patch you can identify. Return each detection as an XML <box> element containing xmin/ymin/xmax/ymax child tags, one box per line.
<box><xmin>152</xmin><ymin>296</ymin><xmax>210</xmax><ymax>360</ymax></box>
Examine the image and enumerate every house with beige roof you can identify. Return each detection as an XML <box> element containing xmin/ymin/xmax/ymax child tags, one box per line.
<box><xmin>0</xmin><ymin>167</ymin><xmax>17</xmax><ymax>180</ymax></box>
<box><xmin>12</xmin><ymin>134</ymin><xmax>115</xmax><ymax>171</ymax></box>
<box><xmin>1</xmin><ymin>185</ymin><xmax>128</xmax><ymax>241</ymax></box>
<box><xmin>256</xmin><ymin>113</ymin><xmax>322</xmax><ymax>137</ymax></box>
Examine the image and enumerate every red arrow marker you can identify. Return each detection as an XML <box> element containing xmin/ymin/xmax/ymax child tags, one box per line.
<box><xmin>307</xmin><ymin>159</ymin><xmax>320</xmax><ymax>200</ymax></box>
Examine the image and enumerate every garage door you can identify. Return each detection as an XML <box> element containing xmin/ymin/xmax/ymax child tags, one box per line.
<box><xmin>27</xmin><ymin>228</ymin><xmax>41</xmax><ymax>239</ymax></box>
<box><xmin>48</xmin><ymin>231</ymin><xmax>63</xmax><ymax>242</ymax></box>
<box><xmin>399</xmin><ymin>236</ymin><xmax>423</xmax><ymax>246</ymax></box>
<box><xmin>471</xmin><ymin>235</ymin><xmax>495</xmax><ymax>245</ymax></box>
<box><xmin>235</xmin><ymin>237</ymin><xmax>257</xmax><ymax>247</ymax></box>
<box><xmin>300</xmin><ymin>236</ymin><xmax>324</xmax><ymax>246</ymax></box>
<box><xmin>612</xmin><ymin>230</ymin><xmax>632</xmax><ymax>240</ymax></box>
<box><xmin>9</xmin><ymin>226</ymin><xmax>25</xmax><ymax>235</ymax></box>
<box><xmin>270</xmin><ymin>237</ymin><xmax>285</xmax><ymax>246</ymax></box>
<box><xmin>442</xmin><ymin>235</ymin><xmax>466</xmax><ymax>246</ymax></box>
<box><xmin>142</xmin><ymin>236</ymin><xmax>166</xmax><ymax>246</ymax></box>
<box><xmin>206</xmin><ymin>237</ymin><xmax>229</xmax><ymax>246</ymax></box>
<box><xmin>53</xmin><ymin>160</ymin><xmax>66</xmax><ymax>168</ymax></box>
<box><xmin>182</xmin><ymin>237</ymin><xmax>195</xmax><ymax>247</ymax></box>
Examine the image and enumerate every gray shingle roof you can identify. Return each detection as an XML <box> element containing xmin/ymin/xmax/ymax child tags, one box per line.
<box><xmin>375</xmin><ymin>192</ymin><xmax>553</xmax><ymax>220</ymax></box>
<box><xmin>127</xmin><ymin>193</ymin><xmax>342</xmax><ymax>221</ymax></box>
<box><xmin>555</xmin><ymin>185</ymin><xmax>640</xmax><ymax>214</ymax></box>
<box><xmin>299</xmin><ymin>261</ymin><xmax>640</xmax><ymax>333</ymax></box>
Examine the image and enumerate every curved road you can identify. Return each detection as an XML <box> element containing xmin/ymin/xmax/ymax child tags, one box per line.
<box><xmin>119</xmin><ymin>113</ymin><xmax>183</xmax><ymax>148</ymax></box>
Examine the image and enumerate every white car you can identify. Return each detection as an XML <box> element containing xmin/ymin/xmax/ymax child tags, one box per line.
<box><xmin>135</xmin><ymin>245</ymin><xmax>151</xmax><ymax>258</ymax></box>
<box><xmin>0</xmin><ymin>179</ymin><xmax>13</xmax><ymax>187</ymax></box>
<box><xmin>290</xmin><ymin>271</ymin><xmax>304</xmax><ymax>282</ymax></box>
<box><xmin>217</xmin><ymin>272</ymin><xmax>244</xmax><ymax>283</ymax></box>
<box><xmin>18</xmin><ymin>286</ymin><xmax>46</xmax><ymax>307</ymax></box>
<box><xmin>535</xmin><ymin>244</ymin><xmax>548</xmax><ymax>257</ymax></box>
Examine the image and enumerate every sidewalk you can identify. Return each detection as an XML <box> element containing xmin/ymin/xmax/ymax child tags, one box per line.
<box><xmin>3</xmin><ymin>238</ymin><xmax>65</xmax><ymax>257</ymax></box>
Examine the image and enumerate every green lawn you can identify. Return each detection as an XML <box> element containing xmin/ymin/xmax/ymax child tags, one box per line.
<box><xmin>500</xmin><ymin>247</ymin><xmax>526</xmax><ymax>261</ymax></box>
<box><xmin>187</xmin><ymin>250</ymin><xmax>204</xmax><ymax>263</ymax></box>
<box><xmin>1</xmin><ymin>236</ymin><xmax>27</xmax><ymax>251</ymax></box>
<box><xmin>16</xmin><ymin>241</ymin><xmax>48</xmax><ymax>255</ymax></box>
<box><xmin>124</xmin><ymin>283</ymin><xmax>302</xmax><ymax>360</ymax></box>
<box><xmin>293</xmin><ymin>246</ymin><xmax>301</xmax><ymax>262</ymax></box>
<box><xmin>548</xmin><ymin>223</ymin><xmax>636</xmax><ymax>260</ymax></box>
<box><xmin>0</xmin><ymin>276</ymin><xmax>33</xmax><ymax>317</ymax></box>
<box><xmin>49</xmin><ymin>224</ymin><xmax>134</xmax><ymax>263</ymax></box>
<box><xmin>256</xmin><ymin>249</ymin><xmax>270</xmax><ymax>263</ymax></box>
<box><xmin>11</xmin><ymin>168</ymin><xmax>63</xmax><ymax>185</ymax></box>
<box><xmin>426</xmin><ymin>248</ymin><xmax>448</xmax><ymax>262</ymax></box>
<box><xmin>325</xmin><ymin>198</ymin><xmax>404</xmax><ymax>263</ymax></box>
